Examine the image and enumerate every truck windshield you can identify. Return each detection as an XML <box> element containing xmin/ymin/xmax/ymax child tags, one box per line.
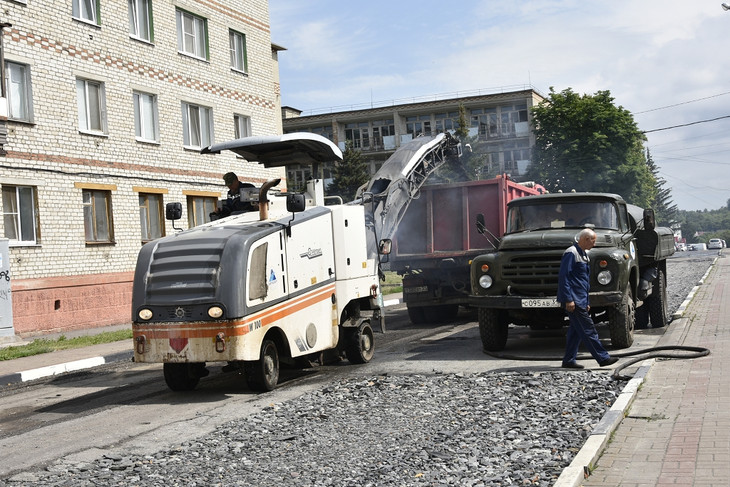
<box><xmin>507</xmin><ymin>201</ymin><xmax>619</xmax><ymax>233</ymax></box>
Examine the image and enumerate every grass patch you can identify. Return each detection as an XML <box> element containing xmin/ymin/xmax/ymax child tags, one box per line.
<box><xmin>381</xmin><ymin>271</ymin><xmax>403</xmax><ymax>295</ymax></box>
<box><xmin>0</xmin><ymin>329</ymin><xmax>133</xmax><ymax>361</ymax></box>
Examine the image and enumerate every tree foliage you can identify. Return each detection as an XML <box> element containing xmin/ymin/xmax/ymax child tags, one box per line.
<box><xmin>430</xmin><ymin>103</ymin><xmax>489</xmax><ymax>183</ymax></box>
<box><xmin>326</xmin><ymin>141</ymin><xmax>370</xmax><ymax>203</ymax></box>
<box><xmin>675</xmin><ymin>207</ymin><xmax>730</xmax><ymax>244</ymax></box>
<box><xmin>646</xmin><ymin>149</ymin><xmax>678</xmax><ymax>227</ymax></box>
<box><xmin>526</xmin><ymin>88</ymin><xmax>655</xmax><ymax>208</ymax></box>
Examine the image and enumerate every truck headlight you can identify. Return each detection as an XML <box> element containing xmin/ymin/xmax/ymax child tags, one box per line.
<box><xmin>597</xmin><ymin>270</ymin><xmax>612</xmax><ymax>285</ymax></box>
<box><xmin>478</xmin><ymin>275</ymin><xmax>493</xmax><ymax>289</ymax></box>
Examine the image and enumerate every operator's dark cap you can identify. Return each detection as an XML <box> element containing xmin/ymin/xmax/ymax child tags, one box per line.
<box><xmin>223</xmin><ymin>172</ymin><xmax>237</xmax><ymax>185</ymax></box>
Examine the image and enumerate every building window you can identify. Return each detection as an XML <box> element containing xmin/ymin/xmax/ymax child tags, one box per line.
<box><xmin>371</xmin><ymin>119</ymin><xmax>395</xmax><ymax>149</ymax></box>
<box><xmin>345</xmin><ymin>122</ymin><xmax>370</xmax><ymax>149</ymax></box>
<box><xmin>76</xmin><ymin>78</ymin><xmax>107</xmax><ymax>134</ymax></box>
<box><xmin>82</xmin><ymin>189</ymin><xmax>114</xmax><ymax>243</ymax></box>
<box><xmin>5</xmin><ymin>61</ymin><xmax>33</xmax><ymax>123</ymax></box>
<box><xmin>234</xmin><ymin>114</ymin><xmax>251</xmax><ymax>139</ymax></box>
<box><xmin>434</xmin><ymin>112</ymin><xmax>459</xmax><ymax>134</ymax></box>
<box><xmin>72</xmin><ymin>0</ymin><xmax>100</xmax><ymax>25</ymax></box>
<box><xmin>139</xmin><ymin>193</ymin><xmax>164</xmax><ymax>242</ymax></box>
<box><xmin>129</xmin><ymin>0</ymin><xmax>153</xmax><ymax>42</ymax></box>
<box><xmin>182</xmin><ymin>102</ymin><xmax>213</xmax><ymax>149</ymax></box>
<box><xmin>133</xmin><ymin>91</ymin><xmax>159</xmax><ymax>142</ymax></box>
<box><xmin>406</xmin><ymin>115</ymin><xmax>432</xmax><ymax>137</ymax></box>
<box><xmin>187</xmin><ymin>196</ymin><xmax>216</xmax><ymax>227</ymax></box>
<box><xmin>176</xmin><ymin>9</ymin><xmax>208</xmax><ymax>60</ymax></box>
<box><xmin>229</xmin><ymin>29</ymin><xmax>248</xmax><ymax>73</ymax></box>
<box><xmin>2</xmin><ymin>185</ymin><xmax>39</xmax><ymax>244</ymax></box>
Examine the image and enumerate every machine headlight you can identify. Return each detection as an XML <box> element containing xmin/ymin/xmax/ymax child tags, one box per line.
<box><xmin>138</xmin><ymin>308</ymin><xmax>153</xmax><ymax>321</ymax></box>
<box><xmin>478</xmin><ymin>275</ymin><xmax>493</xmax><ymax>289</ymax></box>
<box><xmin>208</xmin><ymin>306</ymin><xmax>224</xmax><ymax>319</ymax></box>
<box><xmin>597</xmin><ymin>270</ymin><xmax>612</xmax><ymax>285</ymax></box>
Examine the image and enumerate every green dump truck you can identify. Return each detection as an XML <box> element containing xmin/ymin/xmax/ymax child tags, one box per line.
<box><xmin>469</xmin><ymin>192</ymin><xmax>676</xmax><ymax>351</ymax></box>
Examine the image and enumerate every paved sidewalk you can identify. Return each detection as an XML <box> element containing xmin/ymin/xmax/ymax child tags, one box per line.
<box><xmin>581</xmin><ymin>253</ymin><xmax>729</xmax><ymax>487</ymax></box>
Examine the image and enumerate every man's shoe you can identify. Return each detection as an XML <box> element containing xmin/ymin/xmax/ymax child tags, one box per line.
<box><xmin>561</xmin><ymin>362</ymin><xmax>585</xmax><ymax>369</ymax></box>
<box><xmin>599</xmin><ymin>357</ymin><xmax>619</xmax><ymax>367</ymax></box>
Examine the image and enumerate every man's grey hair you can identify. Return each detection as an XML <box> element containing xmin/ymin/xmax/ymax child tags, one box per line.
<box><xmin>577</xmin><ymin>228</ymin><xmax>596</xmax><ymax>241</ymax></box>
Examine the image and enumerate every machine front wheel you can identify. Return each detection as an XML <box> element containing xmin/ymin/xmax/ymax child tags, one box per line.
<box><xmin>345</xmin><ymin>321</ymin><xmax>375</xmax><ymax>364</ymax></box>
<box><xmin>245</xmin><ymin>339</ymin><xmax>280</xmax><ymax>392</ymax></box>
<box><xmin>163</xmin><ymin>363</ymin><xmax>205</xmax><ymax>391</ymax></box>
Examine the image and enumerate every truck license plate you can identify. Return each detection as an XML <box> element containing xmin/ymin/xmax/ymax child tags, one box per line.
<box><xmin>404</xmin><ymin>286</ymin><xmax>428</xmax><ymax>294</ymax></box>
<box><xmin>521</xmin><ymin>298</ymin><xmax>559</xmax><ymax>308</ymax></box>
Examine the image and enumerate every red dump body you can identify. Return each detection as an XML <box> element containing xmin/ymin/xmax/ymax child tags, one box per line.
<box><xmin>390</xmin><ymin>175</ymin><xmax>542</xmax><ymax>323</ymax></box>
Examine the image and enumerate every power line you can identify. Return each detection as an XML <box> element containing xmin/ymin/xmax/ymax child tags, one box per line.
<box><xmin>642</xmin><ymin>115</ymin><xmax>730</xmax><ymax>133</ymax></box>
<box><xmin>633</xmin><ymin>91</ymin><xmax>730</xmax><ymax>115</ymax></box>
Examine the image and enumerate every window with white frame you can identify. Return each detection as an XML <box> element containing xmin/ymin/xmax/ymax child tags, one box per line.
<box><xmin>82</xmin><ymin>189</ymin><xmax>114</xmax><ymax>243</ymax></box>
<box><xmin>234</xmin><ymin>114</ymin><xmax>251</xmax><ymax>139</ymax></box>
<box><xmin>182</xmin><ymin>102</ymin><xmax>213</xmax><ymax>149</ymax></box>
<box><xmin>2</xmin><ymin>185</ymin><xmax>39</xmax><ymax>244</ymax></box>
<box><xmin>229</xmin><ymin>29</ymin><xmax>248</xmax><ymax>73</ymax></box>
<box><xmin>187</xmin><ymin>196</ymin><xmax>216</xmax><ymax>227</ymax></box>
<box><xmin>138</xmin><ymin>193</ymin><xmax>164</xmax><ymax>242</ymax></box>
<box><xmin>128</xmin><ymin>0</ymin><xmax>153</xmax><ymax>42</ymax></box>
<box><xmin>72</xmin><ymin>0</ymin><xmax>100</xmax><ymax>25</ymax></box>
<box><xmin>133</xmin><ymin>91</ymin><xmax>159</xmax><ymax>142</ymax></box>
<box><xmin>176</xmin><ymin>9</ymin><xmax>208</xmax><ymax>60</ymax></box>
<box><xmin>5</xmin><ymin>61</ymin><xmax>33</xmax><ymax>122</ymax></box>
<box><xmin>76</xmin><ymin>78</ymin><xmax>107</xmax><ymax>134</ymax></box>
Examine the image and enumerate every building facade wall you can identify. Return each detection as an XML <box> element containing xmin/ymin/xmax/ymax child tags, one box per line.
<box><xmin>282</xmin><ymin>89</ymin><xmax>544</xmax><ymax>184</ymax></box>
<box><xmin>0</xmin><ymin>0</ymin><xmax>284</xmax><ymax>336</ymax></box>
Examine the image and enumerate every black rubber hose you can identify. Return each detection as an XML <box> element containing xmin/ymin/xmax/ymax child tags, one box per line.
<box><xmin>483</xmin><ymin>345</ymin><xmax>711</xmax><ymax>381</ymax></box>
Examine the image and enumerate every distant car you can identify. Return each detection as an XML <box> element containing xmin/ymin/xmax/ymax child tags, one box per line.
<box><xmin>676</xmin><ymin>243</ymin><xmax>687</xmax><ymax>251</ymax></box>
<box><xmin>708</xmin><ymin>238</ymin><xmax>723</xmax><ymax>250</ymax></box>
<box><xmin>693</xmin><ymin>243</ymin><xmax>707</xmax><ymax>251</ymax></box>
<box><xmin>723</xmin><ymin>240</ymin><xmax>727</xmax><ymax>249</ymax></box>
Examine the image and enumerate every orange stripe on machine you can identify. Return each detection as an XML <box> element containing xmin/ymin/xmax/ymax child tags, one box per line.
<box><xmin>134</xmin><ymin>284</ymin><xmax>336</xmax><ymax>339</ymax></box>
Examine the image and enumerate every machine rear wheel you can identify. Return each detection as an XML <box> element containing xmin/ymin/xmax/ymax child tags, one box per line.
<box><xmin>245</xmin><ymin>339</ymin><xmax>280</xmax><ymax>392</ymax></box>
<box><xmin>478</xmin><ymin>308</ymin><xmax>509</xmax><ymax>351</ymax></box>
<box><xmin>163</xmin><ymin>363</ymin><xmax>205</xmax><ymax>391</ymax></box>
<box><xmin>345</xmin><ymin>321</ymin><xmax>375</xmax><ymax>364</ymax></box>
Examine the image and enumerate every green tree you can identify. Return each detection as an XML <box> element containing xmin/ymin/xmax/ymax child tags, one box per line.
<box><xmin>326</xmin><ymin>141</ymin><xmax>370</xmax><ymax>202</ymax></box>
<box><xmin>526</xmin><ymin>88</ymin><xmax>655</xmax><ymax>208</ymax></box>
<box><xmin>431</xmin><ymin>104</ymin><xmax>487</xmax><ymax>183</ymax></box>
<box><xmin>646</xmin><ymin>149</ymin><xmax>678</xmax><ymax>226</ymax></box>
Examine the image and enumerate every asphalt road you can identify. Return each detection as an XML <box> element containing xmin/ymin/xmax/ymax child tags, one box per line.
<box><xmin>0</xmin><ymin>252</ymin><xmax>714</xmax><ymax>478</ymax></box>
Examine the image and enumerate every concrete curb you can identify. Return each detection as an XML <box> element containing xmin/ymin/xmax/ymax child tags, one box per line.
<box><xmin>554</xmin><ymin>363</ymin><xmax>652</xmax><ymax>487</ymax></box>
<box><xmin>0</xmin><ymin>350</ymin><xmax>133</xmax><ymax>387</ymax></box>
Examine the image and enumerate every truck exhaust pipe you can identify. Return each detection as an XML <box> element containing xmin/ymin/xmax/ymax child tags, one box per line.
<box><xmin>259</xmin><ymin>178</ymin><xmax>281</xmax><ymax>220</ymax></box>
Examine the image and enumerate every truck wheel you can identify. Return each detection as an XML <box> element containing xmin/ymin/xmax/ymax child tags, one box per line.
<box><xmin>635</xmin><ymin>304</ymin><xmax>649</xmax><ymax>329</ymax></box>
<box><xmin>407</xmin><ymin>305</ymin><xmax>427</xmax><ymax>324</ymax></box>
<box><xmin>478</xmin><ymin>308</ymin><xmax>509</xmax><ymax>351</ymax></box>
<box><xmin>345</xmin><ymin>321</ymin><xmax>375</xmax><ymax>364</ymax></box>
<box><xmin>648</xmin><ymin>269</ymin><xmax>669</xmax><ymax>328</ymax></box>
<box><xmin>163</xmin><ymin>363</ymin><xmax>204</xmax><ymax>391</ymax></box>
<box><xmin>245</xmin><ymin>339</ymin><xmax>280</xmax><ymax>392</ymax></box>
<box><xmin>608</xmin><ymin>288</ymin><xmax>635</xmax><ymax>349</ymax></box>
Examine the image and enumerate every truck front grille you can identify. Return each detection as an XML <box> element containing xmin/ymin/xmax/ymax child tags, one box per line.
<box><xmin>502</xmin><ymin>254</ymin><xmax>562</xmax><ymax>293</ymax></box>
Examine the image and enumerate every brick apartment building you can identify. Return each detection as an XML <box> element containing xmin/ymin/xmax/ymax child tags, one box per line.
<box><xmin>281</xmin><ymin>88</ymin><xmax>545</xmax><ymax>189</ymax></box>
<box><xmin>0</xmin><ymin>0</ymin><xmax>284</xmax><ymax>336</ymax></box>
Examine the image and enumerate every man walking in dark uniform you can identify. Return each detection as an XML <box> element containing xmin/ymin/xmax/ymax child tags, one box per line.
<box><xmin>558</xmin><ymin>228</ymin><xmax>618</xmax><ymax>369</ymax></box>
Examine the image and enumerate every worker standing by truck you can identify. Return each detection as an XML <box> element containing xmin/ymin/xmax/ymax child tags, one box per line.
<box><xmin>559</xmin><ymin>228</ymin><xmax>618</xmax><ymax>369</ymax></box>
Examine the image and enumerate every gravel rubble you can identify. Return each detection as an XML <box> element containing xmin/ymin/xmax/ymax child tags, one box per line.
<box><xmin>0</xmin><ymin>253</ymin><xmax>716</xmax><ymax>487</ymax></box>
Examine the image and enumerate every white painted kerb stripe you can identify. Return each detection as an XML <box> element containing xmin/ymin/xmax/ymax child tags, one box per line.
<box><xmin>20</xmin><ymin>357</ymin><xmax>106</xmax><ymax>382</ymax></box>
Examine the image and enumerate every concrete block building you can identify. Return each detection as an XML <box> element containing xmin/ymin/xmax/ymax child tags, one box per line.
<box><xmin>281</xmin><ymin>88</ymin><xmax>544</xmax><ymax>190</ymax></box>
<box><xmin>0</xmin><ymin>0</ymin><xmax>284</xmax><ymax>336</ymax></box>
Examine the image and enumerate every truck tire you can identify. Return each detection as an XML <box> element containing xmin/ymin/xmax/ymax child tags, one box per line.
<box><xmin>608</xmin><ymin>288</ymin><xmax>635</xmax><ymax>349</ymax></box>
<box><xmin>345</xmin><ymin>321</ymin><xmax>375</xmax><ymax>364</ymax></box>
<box><xmin>407</xmin><ymin>305</ymin><xmax>427</xmax><ymax>324</ymax></box>
<box><xmin>163</xmin><ymin>363</ymin><xmax>205</xmax><ymax>391</ymax></box>
<box><xmin>245</xmin><ymin>339</ymin><xmax>280</xmax><ymax>392</ymax></box>
<box><xmin>648</xmin><ymin>269</ymin><xmax>669</xmax><ymax>328</ymax></box>
<box><xmin>478</xmin><ymin>308</ymin><xmax>509</xmax><ymax>352</ymax></box>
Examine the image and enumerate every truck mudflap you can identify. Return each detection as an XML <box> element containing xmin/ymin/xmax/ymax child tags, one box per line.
<box><xmin>467</xmin><ymin>290</ymin><xmax>623</xmax><ymax>309</ymax></box>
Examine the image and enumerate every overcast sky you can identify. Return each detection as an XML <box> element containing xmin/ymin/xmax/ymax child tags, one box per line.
<box><xmin>269</xmin><ymin>0</ymin><xmax>730</xmax><ymax>212</ymax></box>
